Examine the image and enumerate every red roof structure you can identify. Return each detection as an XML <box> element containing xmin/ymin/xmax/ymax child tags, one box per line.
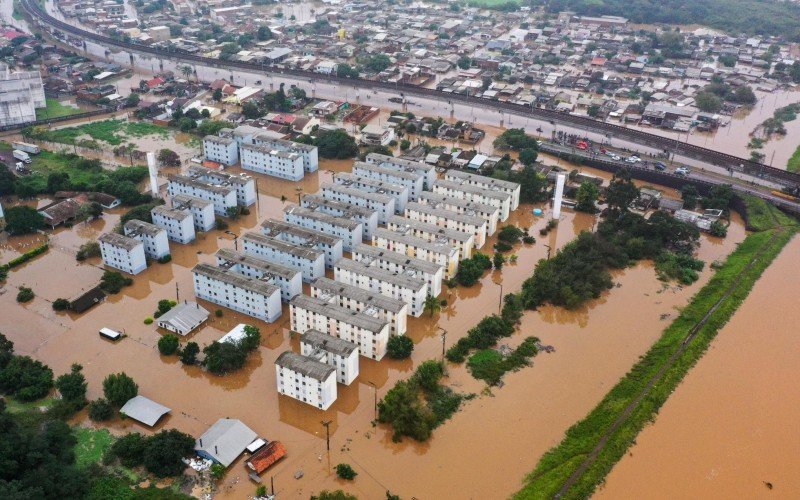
<box><xmin>245</xmin><ymin>441</ymin><xmax>286</xmax><ymax>474</ymax></box>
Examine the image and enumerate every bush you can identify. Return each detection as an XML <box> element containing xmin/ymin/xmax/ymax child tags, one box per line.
<box><xmin>180</xmin><ymin>342</ymin><xmax>199</xmax><ymax>365</ymax></box>
<box><xmin>467</xmin><ymin>349</ymin><xmax>505</xmax><ymax>385</ymax></box>
<box><xmin>55</xmin><ymin>363</ymin><xmax>87</xmax><ymax>404</ymax></box>
<box><xmin>335</xmin><ymin>463</ymin><xmax>357</xmax><ymax>480</ymax></box>
<box><xmin>445</xmin><ymin>315</ymin><xmax>515</xmax><ymax>363</ymax></box>
<box><xmin>76</xmin><ymin>241</ymin><xmax>101</xmax><ymax>261</ymax></box>
<box><xmin>523</xmin><ymin>235</ymin><xmax>536</xmax><ymax>244</ymax></box>
<box><xmin>88</xmin><ymin>398</ymin><xmax>114</xmax><ymax>421</ymax></box>
<box><xmin>0</xmin><ymin>355</ymin><xmax>54</xmax><ymax>401</ymax></box>
<box><xmin>103</xmin><ymin>372</ymin><xmax>138</xmax><ymax>407</ymax></box>
<box><xmin>498</xmin><ymin>225</ymin><xmax>524</xmax><ymax>243</ymax></box>
<box><xmin>52</xmin><ymin>298</ymin><xmax>71</xmax><ymax>311</ymax></box>
<box><xmin>158</xmin><ymin>334</ymin><xmax>180</xmax><ymax>356</ymax></box>
<box><xmin>210</xmin><ymin>463</ymin><xmax>226</xmax><ymax>481</ymax></box>
<box><xmin>16</xmin><ymin>286</ymin><xmax>34</xmax><ymax>303</ymax></box>
<box><xmin>109</xmin><ymin>432</ymin><xmax>146</xmax><ymax>467</ymax></box>
<box><xmin>3</xmin><ymin>244</ymin><xmax>48</xmax><ymax>269</ymax></box>
<box><xmin>386</xmin><ymin>336</ymin><xmax>414</xmax><ymax>359</ymax></box>
<box><xmin>215</xmin><ymin>309</ymin><xmax>223</xmax><ymax>317</ymax></box>
<box><xmin>144</xmin><ymin>317</ymin><xmax>153</xmax><ymax>325</ymax></box>
<box><xmin>157</xmin><ymin>254</ymin><xmax>172</xmax><ymax>264</ymax></box>
<box><xmin>494</xmin><ymin>240</ymin><xmax>513</xmax><ymax>253</ymax></box>
<box><xmin>202</xmin><ymin>326</ymin><xmax>263</xmax><ymax>374</ymax></box>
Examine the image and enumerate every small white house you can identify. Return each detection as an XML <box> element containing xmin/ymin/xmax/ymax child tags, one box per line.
<box><xmin>156</xmin><ymin>301</ymin><xmax>209</xmax><ymax>335</ymax></box>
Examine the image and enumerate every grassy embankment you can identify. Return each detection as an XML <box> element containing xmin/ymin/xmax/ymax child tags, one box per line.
<box><xmin>17</xmin><ymin>150</ymin><xmax>125</xmax><ymax>192</ymax></box>
<box><xmin>788</xmin><ymin>145</ymin><xmax>800</xmax><ymax>173</ymax></box>
<box><xmin>515</xmin><ymin>201</ymin><xmax>797</xmax><ymax>499</ymax></box>
<box><xmin>28</xmin><ymin>119</ymin><xmax>169</xmax><ymax>146</ymax></box>
<box><xmin>35</xmin><ymin>98</ymin><xmax>84</xmax><ymax>121</ymax></box>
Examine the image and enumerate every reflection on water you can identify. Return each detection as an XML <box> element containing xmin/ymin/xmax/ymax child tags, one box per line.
<box><xmin>596</xmin><ymin>235</ymin><xmax>800</xmax><ymax>500</ymax></box>
<box><xmin>0</xmin><ymin>152</ymin><xmax>751</xmax><ymax>499</ymax></box>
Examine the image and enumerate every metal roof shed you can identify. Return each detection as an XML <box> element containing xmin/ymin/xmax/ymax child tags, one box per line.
<box><xmin>119</xmin><ymin>395</ymin><xmax>171</xmax><ymax>426</ymax></box>
<box><xmin>195</xmin><ymin>418</ymin><xmax>258</xmax><ymax>467</ymax></box>
<box><xmin>156</xmin><ymin>301</ymin><xmax>210</xmax><ymax>336</ymax></box>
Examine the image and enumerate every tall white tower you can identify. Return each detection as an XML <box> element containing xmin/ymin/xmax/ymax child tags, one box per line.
<box><xmin>552</xmin><ymin>173</ymin><xmax>566</xmax><ymax>219</ymax></box>
<box><xmin>146</xmin><ymin>152</ymin><xmax>158</xmax><ymax>197</ymax></box>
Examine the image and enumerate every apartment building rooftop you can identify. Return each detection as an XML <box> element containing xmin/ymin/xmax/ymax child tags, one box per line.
<box><xmin>260</xmin><ymin>219</ymin><xmax>341</xmax><ymax>247</ymax></box>
<box><xmin>123</xmin><ymin>219</ymin><xmax>164</xmax><ymax>238</ymax></box>
<box><xmin>254</xmin><ymin>134</ymin><xmax>316</xmax><ymax>152</ymax></box>
<box><xmin>172</xmin><ymin>194</ymin><xmax>214</xmax><ymax>210</ymax></box>
<box><xmin>374</xmin><ymin>227</ymin><xmax>458</xmax><ymax>256</ymax></box>
<box><xmin>387</xmin><ymin>215</ymin><xmax>474</xmax><ymax>244</ymax></box>
<box><xmin>405</xmin><ymin>201</ymin><xmax>486</xmax><ymax>227</ymax></box>
<box><xmin>290</xmin><ymin>294</ymin><xmax>389</xmax><ymax>333</ymax></box>
<box><xmin>366</xmin><ymin>153</ymin><xmax>432</xmax><ymax>173</ymax></box>
<box><xmin>433</xmin><ymin>179</ymin><xmax>512</xmax><ymax>202</ymax></box>
<box><xmin>216</xmin><ymin>248</ymin><xmax>299</xmax><ymax>280</ymax></box>
<box><xmin>335</xmin><ymin>172</ymin><xmax>407</xmax><ymax>196</ymax></box>
<box><xmin>151</xmin><ymin>205</ymin><xmax>191</xmax><ymax>221</ymax></box>
<box><xmin>242</xmin><ymin>232</ymin><xmax>324</xmax><ymax>261</ymax></box>
<box><xmin>352</xmin><ymin>244</ymin><xmax>443</xmax><ymax>275</ymax></box>
<box><xmin>312</xmin><ymin>276</ymin><xmax>406</xmax><ymax>314</ymax></box>
<box><xmin>275</xmin><ymin>351</ymin><xmax>335</xmax><ymax>382</ymax></box>
<box><xmin>352</xmin><ymin>161</ymin><xmax>422</xmax><ymax>181</ymax></box>
<box><xmin>335</xmin><ymin>257</ymin><xmax>426</xmax><ymax>291</ymax></box>
<box><xmin>301</xmin><ymin>194</ymin><xmax>376</xmax><ymax>218</ymax></box>
<box><xmin>283</xmin><ymin>205</ymin><xmax>362</xmax><ymax>230</ymax></box>
<box><xmin>418</xmin><ymin>192</ymin><xmax>498</xmax><ymax>216</ymax></box>
<box><xmin>168</xmin><ymin>174</ymin><xmax>236</xmax><ymax>195</ymax></box>
<box><xmin>187</xmin><ymin>165</ymin><xmax>253</xmax><ymax>186</ymax></box>
<box><xmin>99</xmin><ymin>232</ymin><xmax>141</xmax><ymax>251</ymax></box>
<box><xmin>241</xmin><ymin>142</ymin><xmax>301</xmax><ymax>160</ymax></box>
<box><xmin>203</xmin><ymin>134</ymin><xmax>236</xmax><ymax>146</ymax></box>
<box><xmin>321</xmin><ymin>183</ymin><xmax>394</xmax><ymax>204</ymax></box>
<box><xmin>302</xmin><ymin>329</ymin><xmax>359</xmax><ymax>358</ymax></box>
<box><xmin>446</xmin><ymin>169</ymin><xmax>520</xmax><ymax>191</ymax></box>
<box><xmin>193</xmin><ymin>263</ymin><xmax>280</xmax><ymax>297</ymax></box>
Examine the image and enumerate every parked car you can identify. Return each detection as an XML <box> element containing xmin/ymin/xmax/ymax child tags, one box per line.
<box><xmin>575</xmin><ymin>140</ymin><xmax>589</xmax><ymax>150</ymax></box>
<box><xmin>675</xmin><ymin>166</ymin><xmax>690</xmax><ymax>176</ymax></box>
<box><xmin>624</xmin><ymin>156</ymin><xmax>638</xmax><ymax>163</ymax></box>
<box><xmin>610</xmin><ymin>154</ymin><xmax>621</xmax><ymax>161</ymax></box>
<box><xmin>654</xmin><ymin>161</ymin><xmax>667</xmax><ymax>171</ymax></box>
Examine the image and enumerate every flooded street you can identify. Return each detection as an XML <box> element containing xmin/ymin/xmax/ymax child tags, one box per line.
<box><xmin>0</xmin><ymin>147</ymin><xmax>751</xmax><ymax>499</ymax></box>
<box><xmin>595</xmin><ymin>235</ymin><xmax>800</xmax><ymax>500</ymax></box>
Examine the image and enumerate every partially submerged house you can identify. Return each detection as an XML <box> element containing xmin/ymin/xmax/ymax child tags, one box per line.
<box><xmin>195</xmin><ymin>418</ymin><xmax>259</xmax><ymax>467</ymax></box>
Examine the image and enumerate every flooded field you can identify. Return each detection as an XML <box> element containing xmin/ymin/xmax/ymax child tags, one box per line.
<box><xmin>0</xmin><ymin>150</ymin><xmax>751</xmax><ymax>499</ymax></box>
<box><xmin>595</xmin><ymin>235</ymin><xmax>800</xmax><ymax>500</ymax></box>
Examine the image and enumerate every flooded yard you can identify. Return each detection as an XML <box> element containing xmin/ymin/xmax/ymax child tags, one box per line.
<box><xmin>0</xmin><ymin>155</ymin><xmax>749</xmax><ymax>499</ymax></box>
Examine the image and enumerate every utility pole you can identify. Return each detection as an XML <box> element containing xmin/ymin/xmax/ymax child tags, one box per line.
<box><xmin>495</xmin><ymin>281</ymin><xmax>503</xmax><ymax>314</ymax></box>
<box><xmin>175</xmin><ymin>282</ymin><xmax>179</xmax><ymax>302</ymax></box>
<box><xmin>368</xmin><ymin>381</ymin><xmax>377</xmax><ymax>421</ymax></box>
<box><xmin>437</xmin><ymin>327</ymin><xmax>447</xmax><ymax>374</ymax></box>
<box><xmin>321</xmin><ymin>420</ymin><xmax>332</xmax><ymax>451</ymax></box>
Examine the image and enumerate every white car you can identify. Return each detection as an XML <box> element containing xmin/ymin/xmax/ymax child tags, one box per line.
<box><xmin>624</xmin><ymin>157</ymin><xmax>637</xmax><ymax>163</ymax></box>
<box><xmin>611</xmin><ymin>154</ymin><xmax>621</xmax><ymax>161</ymax></box>
<box><xmin>675</xmin><ymin>167</ymin><xmax>690</xmax><ymax>176</ymax></box>
<box><xmin>629</xmin><ymin>155</ymin><xmax>641</xmax><ymax>162</ymax></box>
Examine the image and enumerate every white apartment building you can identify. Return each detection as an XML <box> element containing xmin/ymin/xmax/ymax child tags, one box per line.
<box><xmin>246</xmin><ymin>128</ymin><xmax>318</xmax><ymax>173</ymax></box>
<box><xmin>432</xmin><ymin>179</ymin><xmax>512</xmax><ymax>221</ymax></box>
<box><xmin>0</xmin><ymin>63</ymin><xmax>45</xmax><ymax>126</ymax></box>
<box><xmin>333</xmin><ymin>258</ymin><xmax>428</xmax><ymax>318</ymax></box>
<box><xmin>387</xmin><ymin>215</ymin><xmax>475</xmax><ymax>260</ymax></box>
<box><xmin>311</xmin><ymin>276</ymin><xmax>408</xmax><ymax>336</ymax></box>
<box><xmin>123</xmin><ymin>220</ymin><xmax>170</xmax><ymax>260</ymax></box>
<box><xmin>405</xmin><ymin>201</ymin><xmax>488</xmax><ymax>249</ymax></box>
<box><xmin>373</xmin><ymin>227</ymin><xmax>460</xmax><ymax>279</ymax></box>
<box><xmin>167</xmin><ymin>174</ymin><xmax>237</xmax><ymax>216</ymax></box>
<box><xmin>192</xmin><ymin>263</ymin><xmax>282</xmax><ymax>322</ymax></box>
<box><xmin>320</xmin><ymin>183</ymin><xmax>396</xmax><ymax>224</ymax></box>
<box><xmin>275</xmin><ymin>351</ymin><xmax>337</xmax><ymax>410</ymax></box>
<box><xmin>445</xmin><ymin>170</ymin><xmax>521</xmax><ymax>210</ymax></box>
<box><xmin>202</xmin><ymin>135</ymin><xmax>239</xmax><ymax>166</ymax></box>
<box><xmin>171</xmin><ymin>194</ymin><xmax>216</xmax><ymax>232</ymax></box>
<box><xmin>151</xmin><ymin>205</ymin><xmax>195</xmax><ymax>244</ymax></box>
<box><xmin>300</xmin><ymin>329</ymin><xmax>359</xmax><ymax>385</ymax></box>
<box><xmin>261</xmin><ymin>219</ymin><xmax>343</xmax><ymax>269</ymax></box>
<box><xmin>351</xmin><ymin>244</ymin><xmax>444</xmax><ymax>298</ymax></box>
<box><xmin>334</xmin><ymin>172</ymin><xmax>409</xmax><ymax>213</ymax></box>
<box><xmin>418</xmin><ymin>191</ymin><xmax>500</xmax><ymax>235</ymax></box>
<box><xmin>99</xmin><ymin>232</ymin><xmax>147</xmax><ymax>275</ymax></box>
<box><xmin>242</xmin><ymin>232</ymin><xmax>325</xmax><ymax>282</ymax></box>
<box><xmin>352</xmin><ymin>161</ymin><xmax>425</xmax><ymax>201</ymax></box>
<box><xmin>301</xmin><ymin>194</ymin><xmax>378</xmax><ymax>240</ymax></box>
<box><xmin>215</xmin><ymin>248</ymin><xmax>302</xmax><ymax>301</ymax></box>
<box><xmin>187</xmin><ymin>165</ymin><xmax>256</xmax><ymax>207</ymax></box>
<box><xmin>283</xmin><ymin>205</ymin><xmax>362</xmax><ymax>252</ymax></box>
<box><xmin>289</xmin><ymin>294</ymin><xmax>390</xmax><ymax>360</ymax></box>
<box><xmin>240</xmin><ymin>143</ymin><xmax>304</xmax><ymax>181</ymax></box>
<box><xmin>365</xmin><ymin>153</ymin><xmax>436</xmax><ymax>190</ymax></box>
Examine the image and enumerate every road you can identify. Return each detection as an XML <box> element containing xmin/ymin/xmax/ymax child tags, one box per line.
<box><xmin>21</xmin><ymin>0</ymin><xmax>800</xmax><ymax>189</ymax></box>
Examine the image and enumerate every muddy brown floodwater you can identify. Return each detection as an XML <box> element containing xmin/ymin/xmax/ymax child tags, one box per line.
<box><xmin>0</xmin><ymin>154</ymin><xmax>747</xmax><ymax>499</ymax></box>
<box><xmin>595</xmin><ymin>235</ymin><xmax>800</xmax><ymax>500</ymax></box>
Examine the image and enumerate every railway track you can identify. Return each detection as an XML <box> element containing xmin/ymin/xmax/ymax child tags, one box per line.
<box><xmin>20</xmin><ymin>0</ymin><xmax>800</xmax><ymax>189</ymax></box>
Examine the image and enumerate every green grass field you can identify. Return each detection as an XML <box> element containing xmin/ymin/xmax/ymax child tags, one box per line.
<box><xmin>515</xmin><ymin>211</ymin><xmax>797</xmax><ymax>499</ymax></box>
<box><xmin>787</xmin><ymin>145</ymin><xmax>800</xmax><ymax>173</ymax></box>
<box><xmin>35</xmin><ymin>98</ymin><xmax>84</xmax><ymax>121</ymax></box>
<box><xmin>73</xmin><ymin>427</ymin><xmax>114</xmax><ymax>469</ymax></box>
<box><xmin>30</xmin><ymin>119</ymin><xmax>169</xmax><ymax>146</ymax></box>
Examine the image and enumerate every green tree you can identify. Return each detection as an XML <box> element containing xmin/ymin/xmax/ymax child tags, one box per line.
<box><xmin>681</xmin><ymin>185</ymin><xmax>699</xmax><ymax>210</ymax></box>
<box><xmin>158</xmin><ymin>334</ymin><xmax>180</xmax><ymax>355</ymax></box>
<box><xmin>365</xmin><ymin>54</ymin><xmax>391</xmax><ymax>73</ymax></box>
<box><xmin>125</xmin><ymin>93</ymin><xmax>140</xmax><ymax>108</ymax></box>
<box><xmin>604</xmin><ymin>169</ymin><xmax>640</xmax><ymax>215</ymax></box>
<box><xmin>0</xmin><ymin>355</ymin><xmax>53</xmax><ymax>401</ymax></box>
<box><xmin>241</xmin><ymin>325</ymin><xmax>261</xmax><ymax>352</ymax></box>
<box><xmin>335</xmin><ymin>463</ymin><xmax>357</xmax><ymax>480</ymax></box>
<box><xmin>312</xmin><ymin>490</ymin><xmax>358</xmax><ymax>500</ymax></box>
<box><xmin>386</xmin><ymin>335</ymin><xmax>414</xmax><ymax>359</ymax></box>
<box><xmin>157</xmin><ymin>149</ymin><xmax>181</xmax><ymax>167</ymax></box>
<box><xmin>109</xmin><ymin>432</ymin><xmax>146</xmax><ymax>467</ymax></box>
<box><xmin>241</xmin><ymin>101</ymin><xmax>262</xmax><ymax>119</ymax></box>
<box><xmin>103</xmin><ymin>372</ymin><xmax>138</xmax><ymax>407</ymax></box>
<box><xmin>518</xmin><ymin>148</ymin><xmax>538</xmax><ymax>166</ymax></box>
<box><xmin>575</xmin><ymin>181</ymin><xmax>600</xmax><ymax>213</ymax></box>
<box><xmin>46</xmin><ymin>171</ymin><xmax>71</xmax><ymax>193</ymax></box>
<box><xmin>88</xmin><ymin>398</ymin><xmax>114</xmax><ymax>421</ymax></box>
<box><xmin>257</xmin><ymin>25</ymin><xmax>273</xmax><ymax>41</ymax></box>
<box><xmin>493</xmin><ymin>252</ymin><xmax>506</xmax><ymax>269</ymax></box>
<box><xmin>457</xmin><ymin>56</ymin><xmax>471</xmax><ymax>69</ymax></box>
<box><xmin>100</xmin><ymin>271</ymin><xmax>133</xmax><ymax>294</ymax></box>
<box><xmin>52</xmin><ymin>298</ymin><xmax>71</xmax><ymax>310</ymax></box>
<box><xmin>4</xmin><ymin>206</ymin><xmax>45</xmax><ymax>234</ymax></box>
<box><xmin>142</xmin><ymin>429</ymin><xmax>195</xmax><ymax>477</ymax></box>
<box><xmin>415</xmin><ymin>360</ymin><xmax>444</xmax><ymax>392</ymax></box>
<box><xmin>212</xmin><ymin>88</ymin><xmax>223</xmax><ymax>101</ymax></box>
<box><xmin>695</xmin><ymin>91</ymin><xmax>723</xmax><ymax>113</ymax></box>
<box><xmin>423</xmin><ymin>294</ymin><xmax>442</xmax><ymax>317</ymax></box>
<box><xmin>16</xmin><ymin>286</ymin><xmax>34</xmax><ymax>303</ymax></box>
<box><xmin>314</xmin><ymin>129</ymin><xmax>359</xmax><ymax>159</ymax></box>
<box><xmin>55</xmin><ymin>363</ymin><xmax>87</xmax><ymax>404</ymax></box>
<box><xmin>202</xmin><ymin>341</ymin><xmax>248</xmax><ymax>375</ymax></box>
<box><xmin>0</xmin><ymin>166</ymin><xmax>16</xmax><ymax>196</ymax></box>
<box><xmin>180</xmin><ymin>342</ymin><xmax>199</xmax><ymax>365</ymax></box>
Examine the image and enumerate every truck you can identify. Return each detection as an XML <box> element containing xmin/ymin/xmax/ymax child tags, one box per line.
<box><xmin>11</xmin><ymin>142</ymin><xmax>40</xmax><ymax>155</ymax></box>
<box><xmin>13</xmin><ymin>150</ymin><xmax>32</xmax><ymax>164</ymax></box>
